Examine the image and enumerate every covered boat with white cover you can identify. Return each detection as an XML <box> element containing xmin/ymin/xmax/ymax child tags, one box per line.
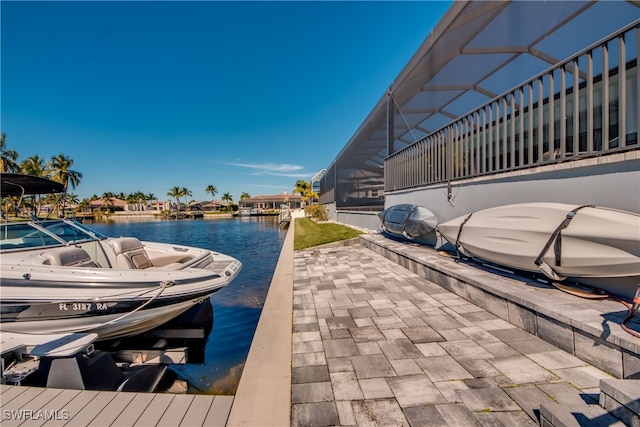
<box><xmin>0</xmin><ymin>173</ymin><xmax>242</xmax><ymax>341</ymax></box>
<box><xmin>437</xmin><ymin>202</ymin><xmax>640</xmax><ymax>300</ymax></box>
<box><xmin>378</xmin><ymin>204</ymin><xmax>438</xmax><ymax>246</ymax></box>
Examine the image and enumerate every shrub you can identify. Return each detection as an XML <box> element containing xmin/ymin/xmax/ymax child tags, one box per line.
<box><xmin>305</xmin><ymin>204</ymin><xmax>328</xmax><ymax>221</ymax></box>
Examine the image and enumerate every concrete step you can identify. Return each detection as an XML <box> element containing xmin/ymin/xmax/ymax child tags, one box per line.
<box><xmin>539</xmin><ymin>402</ymin><xmax>625</xmax><ymax>427</ymax></box>
<box><xmin>538</xmin><ymin>379</ymin><xmax>640</xmax><ymax>426</ymax></box>
<box><xmin>599</xmin><ymin>379</ymin><xmax>640</xmax><ymax>426</ymax></box>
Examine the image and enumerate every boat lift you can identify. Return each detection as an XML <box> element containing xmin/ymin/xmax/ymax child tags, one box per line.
<box><xmin>1</xmin><ymin>300</ymin><xmax>214</xmax><ymax>391</ymax></box>
<box><xmin>0</xmin><ymin>331</ymin><xmax>189</xmax><ymax>392</ymax></box>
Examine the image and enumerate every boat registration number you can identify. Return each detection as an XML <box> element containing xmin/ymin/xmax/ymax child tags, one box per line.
<box><xmin>58</xmin><ymin>303</ymin><xmax>109</xmax><ymax>311</ymax></box>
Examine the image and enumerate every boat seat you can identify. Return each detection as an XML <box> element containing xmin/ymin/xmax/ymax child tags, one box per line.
<box><xmin>109</xmin><ymin>237</ymin><xmax>153</xmax><ymax>269</ymax></box>
<box><xmin>42</xmin><ymin>246</ymin><xmax>99</xmax><ymax>267</ymax></box>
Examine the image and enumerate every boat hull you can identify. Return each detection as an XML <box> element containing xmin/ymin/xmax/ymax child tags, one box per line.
<box><xmin>378</xmin><ymin>204</ymin><xmax>438</xmax><ymax>246</ymax></box>
<box><xmin>1</xmin><ymin>258</ymin><xmax>241</xmax><ymax>340</ymax></box>
<box><xmin>0</xmin><ymin>299</ymin><xmax>209</xmax><ymax>341</ymax></box>
<box><xmin>437</xmin><ymin>202</ymin><xmax>640</xmax><ymax>299</ymax></box>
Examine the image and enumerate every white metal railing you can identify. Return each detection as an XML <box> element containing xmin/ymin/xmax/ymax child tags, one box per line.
<box><xmin>385</xmin><ymin>22</ymin><xmax>639</xmax><ymax>192</ymax></box>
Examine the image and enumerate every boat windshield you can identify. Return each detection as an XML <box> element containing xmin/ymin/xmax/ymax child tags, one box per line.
<box><xmin>0</xmin><ymin>220</ymin><xmax>100</xmax><ymax>251</ymax></box>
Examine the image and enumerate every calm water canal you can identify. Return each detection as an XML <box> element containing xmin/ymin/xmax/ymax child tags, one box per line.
<box><xmin>88</xmin><ymin>216</ymin><xmax>286</xmax><ymax>394</ymax></box>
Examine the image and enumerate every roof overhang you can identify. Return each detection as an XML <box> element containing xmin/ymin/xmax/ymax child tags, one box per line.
<box><xmin>333</xmin><ymin>0</ymin><xmax>640</xmax><ymax>175</ymax></box>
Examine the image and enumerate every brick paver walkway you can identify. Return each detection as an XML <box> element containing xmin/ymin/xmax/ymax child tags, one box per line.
<box><xmin>291</xmin><ymin>243</ymin><xmax>621</xmax><ymax>426</ymax></box>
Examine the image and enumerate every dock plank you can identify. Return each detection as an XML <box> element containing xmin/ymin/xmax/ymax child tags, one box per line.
<box><xmin>20</xmin><ymin>389</ymin><xmax>81</xmax><ymax>427</ymax></box>
<box><xmin>42</xmin><ymin>389</ymin><xmax>101</xmax><ymax>427</ymax></box>
<box><xmin>1</xmin><ymin>386</ymin><xmax>46</xmax><ymax>411</ymax></box>
<box><xmin>157</xmin><ymin>394</ymin><xmax>194</xmax><ymax>426</ymax></box>
<box><xmin>2</xmin><ymin>388</ymin><xmax>63</xmax><ymax>427</ymax></box>
<box><xmin>0</xmin><ymin>384</ymin><xmax>30</xmax><ymax>402</ymax></box>
<box><xmin>87</xmin><ymin>391</ymin><xmax>136</xmax><ymax>427</ymax></box>
<box><xmin>1</xmin><ymin>385</ymin><xmax>232</xmax><ymax>427</ymax></box>
<box><xmin>203</xmin><ymin>396</ymin><xmax>234</xmax><ymax>426</ymax></box>
<box><xmin>132</xmin><ymin>393</ymin><xmax>174</xmax><ymax>426</ymax></box>
<box><xmin>110</xmin><ymin>393</ymin><xmax>155</xmax><ymax>426</ymax></box>
<box><xmin>178</xmin><ymin>395</ymin><xmax>214</xmax><ymax>426</ymax></box>
<box><xmin>64</xmin><ymin>391</ymin><xmax>116</xmax><ymax>427</ymax></box>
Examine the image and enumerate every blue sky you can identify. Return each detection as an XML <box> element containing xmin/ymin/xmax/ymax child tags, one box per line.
<box><xmin>2</xmin><ymin>1</ymin><xmax>451</xmax><ymax>202</ymax></box>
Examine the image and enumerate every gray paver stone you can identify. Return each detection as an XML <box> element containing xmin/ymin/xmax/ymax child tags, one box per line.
<box><xmin>457</xmin><ymin>387</ymin><xmax>521</xmax><ymax>412</ymax></box>
<box><xmin>473</xmin><ymin>410</ymin><xmax>538</xmax><ymax>427</ymax></box>
<box><xmin>439</xmin><ymin>339</ymin><xmax>495</xmax><ymax>360</ymax></box>
<box><xmin>292</xmin><ymin>402</ymin><xmax>339</xmax><ymax>427</ymax></box>
<box><xmin>402</xmin><ymin>405</ymin><xmax>448</xmax><ymax>427</ymax></box>
<box><xmin>553</xmin><ymin>366</ymin><xmax>611</xmax><ymax>390</ymax></box>
<box><xmin>418</xmin><ymin>355</ymin><xmax>473</xmax><ymax>382</ymax></box>
<box><xmin>291</xmin><ymin>381</ymin><xmax>334</xmax><ymax>404</ymax></box>
<box><xmin>330</xmin><ymin>372</ymin><xmax>364</xmax><ymax>401</ymax></box>
<box><xmin>349</xmin><ymin>326</ymin><xmax>385</xmax><ymax>343</ymax></box>
<box><xmin>351</xmin><ymin>399</ymin><xmax>409</xmax><ymax>427</ymax></box>
<box><xmin>292</xmin><ymin>366</ymin><xmax>331</xmax><ymax>384</ymax></box>
<box><xmin>435</xmin><ymin>403</ymin><xmax>482</xmax><ymax>427</ymax></box>
<box><xmin>326</xmin><ymin>316</ymin><xmax>358</xmax><ymax>330</ymax></box>
<box><xmin>401</xmin><ymin>326</ymin><xmax>445</xmax><ymax>343</ymax></box>
<box><xmin>387</xmin><ymin>374</ymin><xmax>447</xmax><ymax>407</ymax></box>
<box><xmin>351</xmin><ymin>354</ymin><xmax>396</xmax><ymax>379</ymax></box>
<box><xmin>359</xmin><ymin>378</ymin><xmax>394</xmax><ymax>399</ymax></box>
<box><xmin>323</xmin><ymin>338</ymin><xmax>359</xmax><ymax>358</ymax></box>
<box><xmin>378</xmin><ymin>339</ymin><xmax>423</xmax><ymax>360</ymax></box>
<box><xmin>490</xmin><ymin>356</ymin><xmax>557</xmax><ymax>384</ymax></box>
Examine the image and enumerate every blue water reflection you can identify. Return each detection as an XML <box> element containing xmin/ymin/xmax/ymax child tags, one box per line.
<box><xmin>89</xmin><ymin>216</ymin><xmax>285</xmax><ymax>394</ymax></box>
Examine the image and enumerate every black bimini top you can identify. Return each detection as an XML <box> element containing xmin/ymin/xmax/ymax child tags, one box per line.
<box><xmin>1</xmin><ymin>173</ymin><xmax>65</xmax><ymax>197</ymax></box>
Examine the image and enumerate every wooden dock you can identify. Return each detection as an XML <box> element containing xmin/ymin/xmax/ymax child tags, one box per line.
<box><xmin>0</xmin><ymin>384</ymin><xmax>233</xmax><ymax>426</ymax></box>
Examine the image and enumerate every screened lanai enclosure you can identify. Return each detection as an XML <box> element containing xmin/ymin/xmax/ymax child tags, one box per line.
<box><xmin>319</xmin><ymin>1</ymin><xmax>639</xmax><ymax>228</ymax></box>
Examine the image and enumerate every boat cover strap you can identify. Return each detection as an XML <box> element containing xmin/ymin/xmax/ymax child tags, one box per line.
<box><xmin>534</xmin><ymin>205</ymin><xmax>594</xmax><ymax>277</ymax></box>
<box><xmin>454</xmin><ymin>212</ymin><xmax>474</xmax><ymax>259</ymax></box>
<box><xmin>401</xmin><ymin>205</ymin><xmax>419</xmax><ymax>239</ymax></box>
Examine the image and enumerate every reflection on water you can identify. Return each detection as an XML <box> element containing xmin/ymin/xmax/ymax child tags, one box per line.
<box><xmin>88</xmin><ymin>216</ymin><xmax>285</xmax><ymax>394</ymax></box>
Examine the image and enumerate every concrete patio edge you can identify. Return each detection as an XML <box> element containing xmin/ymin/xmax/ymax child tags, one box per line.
<box><xmin>226</xmin><ymin>216</ymin><xmax>296</xmax><ymax>427</ymax></box>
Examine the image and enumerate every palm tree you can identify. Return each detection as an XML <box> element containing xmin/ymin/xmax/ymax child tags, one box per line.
<box><xmin>180</xmin><ymin>187</ymin><xmax>192</xmax><ymax>207</ymax></box>
<box><xmin>20</xmin><ymin>155</ymin><xmax>50</xmax><ymax>177</ymax></box>
<box><xmin>294</xmin><ymin>179</ymin><xmax>318</xmax><ymax>204</ymax></box>
<box><xmin>0</xmin><ymin>132</ymin><xmax>19</xmax><ymax>173</ymax></box>
<box><xmin>19</xmin><ymin>155</ymin><xmax>51</xmax><ymax>216</ymax></box>
<box><xmin>294</xmin><ymin>180</ymin><xmax>309</xmax><ymax>197</ymax></box>
<box><xmin>65</xmin><ymin>193</ymin><xmax>79</xmax><ymax>215</ymax></box>
<box><xmin>240</xmin><ymin>192</ymin><xmax>251</xmax><ymax>200</ymax></box>
<box><xmin>167</xmin><ymin>186</ymin><xmax>182</xmax><ymax>210</ymax></box>
<box><xmin>49</xmin><ymin>154</ymin><xmax>83</xmax><ymax>214</ymax></box>
<box><xmin>49</xmin><ymin>154</ymin><xmax>82</xmax><ymax>192</ymax></box>
<box><xmin>101</xmin><ymin>192</ymin><xmax>114</xmax><ymax>214</ymax></box>
<box><xmin>205</xmin><ymin>185</ymin><xmax>218</xmax><ymax>200</ymax></box>
<box><xmin>66</xmin><ymin>193</ymin><xmax>79</xmax><ymax>204</ymax></box>
<box><xmin>126</xmin><ymin>193</ymin><xmax>138</xmax><ymax>211</ymax></box>
<box><xmin>79</xmin><ymin>198</ymin><xmax>91</xmax><ymax>214</ymax></box>
<box><xmin>132</xmin><ymin>191</ymin><xmax>147</xmax><ymax>211</ymax></box>
<box><xmin>146</xmin><ymin>193</ymin><xmax>156</xmax><ymax>210</ymax></box>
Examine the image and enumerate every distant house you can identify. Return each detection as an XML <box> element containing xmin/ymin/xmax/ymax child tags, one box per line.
<box><xmin>89</xmin><ymin>197</ymin><xmax>129</xmax><ymax>211</ymax></box>
<box><xmin>239</xmin><ymin>193</ymin><xmax>303</xmax><ymax>211</ymax></box>
<box><xmin>150</xmin><ymin>200</ymin><xmax>172</xmax><ymax>211</ymax></box>
<box><xmin>190</xmin><ymin>200</ymin><xmax>229</xmax><ymax>212</ymax></box>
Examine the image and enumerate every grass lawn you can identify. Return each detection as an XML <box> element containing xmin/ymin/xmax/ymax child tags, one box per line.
<box><xmin>294</xmin><ymin>217</ymin><xmax>363</xmax><ymax>250</ymax></box>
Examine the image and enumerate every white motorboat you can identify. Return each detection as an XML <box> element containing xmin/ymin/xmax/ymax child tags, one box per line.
<box><xmin>0</xmin><ymin>173</ymin><xmax>242</xmax><ymax>341</ymax></box>
<box><xmin>437</xmin><ymin>202</ymin><xmax>640</xmax><ymax>300</ymax></box>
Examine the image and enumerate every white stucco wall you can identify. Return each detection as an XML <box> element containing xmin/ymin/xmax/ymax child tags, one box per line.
<box><xmin>385</xmin><ymin>153</ymin><xmax>639</xmax><ymax>223</ymax></box>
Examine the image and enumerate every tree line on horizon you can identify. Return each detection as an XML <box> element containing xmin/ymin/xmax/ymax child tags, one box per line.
<box><xmin>1</xmin><ymin>132</ymin><xmax>318</xmax><ymax>213</ymax></box>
